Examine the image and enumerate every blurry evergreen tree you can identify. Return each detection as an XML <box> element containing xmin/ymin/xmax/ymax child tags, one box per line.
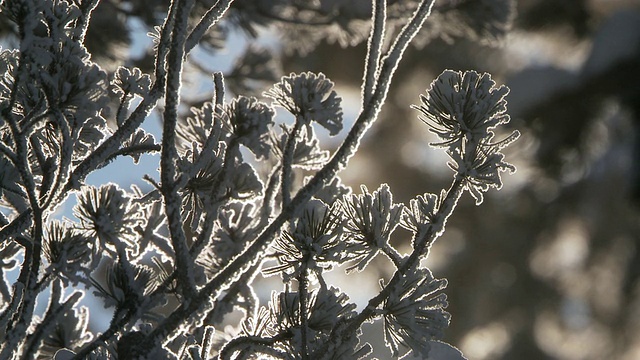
<box><xmin>318</xmin><ymin>1</ymin><xmax>640</xmax><ymax>359</ymax></box>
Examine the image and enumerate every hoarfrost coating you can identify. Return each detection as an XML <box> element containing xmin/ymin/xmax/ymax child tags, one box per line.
<box><xmin>0</xmin><ymin>0</ymin><xmax>520</xmax><ymax>359</ymax></box>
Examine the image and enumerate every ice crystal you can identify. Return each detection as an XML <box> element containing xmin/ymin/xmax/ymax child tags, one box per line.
<box><xmin>263</xmin><ymin>199</ymin><xmax>345</xmax><ymax>283</ymax></box>
<box><xmin>0</xmin><ymin>241</ymin><xmax>21</xmax><ymax>301</ymax></box>
<box><xmin>271</xmin><ymin>124</ymin><xmax>330</xmax><ymax>170</ymax></box>
<box><xmin>39</xmin><ymin>40</ymin><xmax>109</xmax><ymax>127</ymax></box>
<box><xmin>413</xmin><ymin>70</ymin><xmax>519</xmax><ymax>204</ymax></box>
<box><xmin>181</xmin><ymin>146</ymin><xmax>225</xmax><ymax>198</ymax></box>
<box><xmin>199</xmin><ymin>201</ymin><xmax>262</xmax><ymax>274</ymax></box>
<box><xmin>0</xmin><ymin>1</ymin><xmax>522</xmax><ymax>358</ymax></box>
<box><xmin>400</xmin><ymin>192</ymin><xmax>440</xmax><ymax>245</ymax></box>
<box><xmin>229</xmin><ymin>161</ymin><xmax>263</xmax><ymax>199</ymax></box>
<box><xmin>448</xmin><ymin>132</ymin><xmax>519</xmax><ymax>204</ymax></box>
<box><xmin>0</xmin><ymin>156</ymin><xmax>25</xmax><ymax>202</ymax></box>
<box><xmin>309</xmin><ymin>175</ymin><xmax>352</xmax><ymax>205</ymax></box>
<box><xmin>241</xmin><ymin>307</ymin><xmax>274</xmax><ymax>338</ymax></box>
<box><xmin>74</xmin><ymin>184</ymin><xmax>143</xmax><ymax>255</ymax></box>
<box><xmin>413</xmin><ymin>70</ymin><xmax>510</xmax><ymax>149</ymax></box>
<box><xmin>268</xmin><ymin>286</ymin><xmax>358</xmax><ymax>357</ymax></box>
<box><xmin>90</xmin><ymin>261</ymin><xmax>156</xmax><ymax>309</ymax></box>
<box><xmin>75</xmin><ymin>116</ymin><xmax>109</xmax><ymax>163</ymax></box>
<box><xmin>43</xmin><ymin>220</ymin><xmax>92</xmax><ymax>281</ymax></box>
<box><xmin>41</xmin><ymin>306</ymin><xmax>93</xmax><ymax>357</ymax></box>
<box><xmin>112</xmin><ymin>66</ymin><xmax>151</xmax><ymax>98</ymax></box>
<box><xmin>306</xmin><ymin>286</ymin><xmax>357</xmax><ymax>332</ymax></box>
<box><xmin>222</xmin><ymin>96</ymin><xmax>275</xmax><ymax>160</ymax></box>
<box><xmin>382</xmin><ymin>268</ymin><xmax>450</xmax><ymax>358</ymax></box>
<box><xmin>339</xmin><ymin>184</ymin><xmax>403</xmax><ymax>273</ymax></box>
<box><xmin>177</xmin><ymin>102</ymin><xmax>227</xmax><ymax>154</ymax></box>
<box><xmin>121</xmin><ymin>129</ymin><xmax>157</xmax><ymax>164</ymax></box>
<box><xmin>265</xmin><ymin>72</ymin><xmax>343</xmax><ymax>136</ymax></box>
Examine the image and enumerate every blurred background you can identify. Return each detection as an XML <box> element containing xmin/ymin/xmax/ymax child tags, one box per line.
<box><xmin>3</xmin><ymin>0</ymin><xmax>640</xmax><ymax>359</ymax></box>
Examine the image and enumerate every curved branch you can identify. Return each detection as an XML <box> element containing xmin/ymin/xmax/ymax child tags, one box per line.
<box><xmin>218</xmin><ymin>332</ymin><xmax>291</xmax><ymax>360</ymax></box>
<box><xmin>185</xmin><ymin>0</ymin><xmax>234</xmax><ymax>53</ymax></box>
<box><xmin>74</xmin><ymin>0</ymin><xmax>100</xmax><ymax>41</ymax></box>
<box><xmin>103</xmin><ymin>143</ymin><xmax>162</xmax><ymax>165</ymax></box>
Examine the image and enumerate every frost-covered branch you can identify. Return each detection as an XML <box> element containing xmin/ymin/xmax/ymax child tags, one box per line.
<box><xmin>0</xmin><ymin>0</ymin><xmax>522</xmax><ymax>358</ymax></box>
<box><xmin>280</xmin><ymin>117</ymin><xmax>303</xmax><ymax>208</ymax></box>
<box><xmin>74</xmin><ymin>0</ymin><xmax>99</xmax><ymax>41</ymax></box>
<box><xmin>130</xmin><ymin>1</ymin><xmax>438</xmax><ymax>354</ymax></box>
<box><xmin>362</xmin><ymin>0</ymin><xmax>386</xmax><ymax>107</ymax></box>
<box><xmin>160</xmin><ymin>0</ymin><xmax>197</xmax><ymax>298</ymax></box>
<box><xmin>185</xmin><ymin>0</ymin><xmax>235</xmax><ymax>53</ymax></box>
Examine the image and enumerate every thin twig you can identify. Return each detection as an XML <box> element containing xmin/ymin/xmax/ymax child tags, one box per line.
<box><xmin>103</xmin><ymin>143</ymin><xmax>162</xmax><ymax>164</ymax></box>
<box><xmin>362</xmin><ymin>0</ymin><xmax>386</xmax><ymax>107</ymax></box>
<box><xmin>0</xmin><ymin>211</ymin><xmax>32</xmax><ymax>245</ymax></box>
<box><xmin>261</xmin><ymin>164</ymin><xmax>282</xmax><ymax>220</ymax></box>
<box><xmin>280</xmin><ymin>118</ymin><xmax>303</xmax><ymax>208</ymax></box>
<box><xmin>71</xmin><ymin>306</ymin><xmax>132</xmax><ymax>359</ymax></box>
<box><xmin>40</xmin><ymin>110</ymin><xmax>77</xmax><ymax>210</ymax></box>
<box><xmin>382</xmin><ymin>244</ymin><xmax>404</xmax><ymax>269</ymax></box>
<box><xmin>22</xmin><ymin>288</ymin><xmax>82</xmax><ymax>360</ymax></box>
<box><xmin>74</xmin><ymin>0</ymin><xmax>100</xmax><ymax>41</ymax></box>
<box><xmin>218</xmin><ymin>332</ymin><xmax>291</xmax><ymax>360</ymax></box>
<box><xmin>298</xmin><ymin>262</ymin><xmax>309</xmax><ymax>360</ymax></box>
<box><xmin>185</xmin><ymin>0</ymin><xmax>235</xmax><ymax>53</ymax></box>
<box><xmin>160</xmin><ymin>0</ymin><xmax>197</xmax><ymax>298</ymax></box>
